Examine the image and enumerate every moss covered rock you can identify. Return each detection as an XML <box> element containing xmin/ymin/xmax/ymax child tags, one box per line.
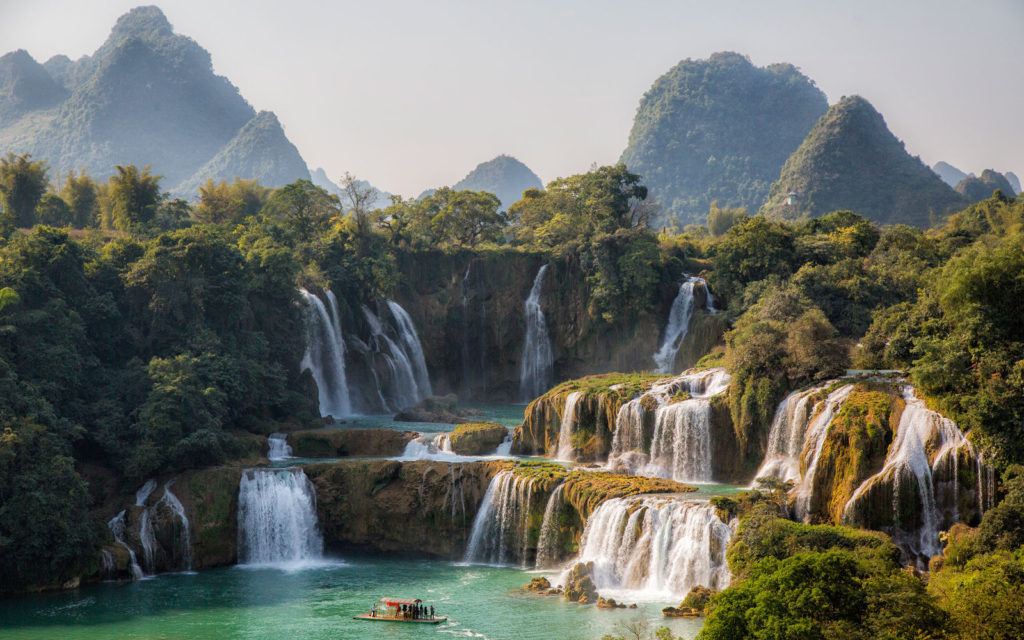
<box><xmin>448</xmin><ymin>422</ymin><xmax>508</xmax><ymax>455</ymax></box>
<box><xmin>288</xmin><ymin>428</ymin><xmax>416</xmax><ymax>458</ymax></box>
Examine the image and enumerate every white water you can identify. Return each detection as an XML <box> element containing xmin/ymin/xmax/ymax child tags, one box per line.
<box><xmin>792</xmin><ymin>384</ymin><xmax>855</xmax><ymax>520</ymax></box>
<box><xmin>653</xmin><ymin>277</ymin><xmax>718</xmax><ymax>374</ymax></box>
<box><xmin>519</xmin><ymin>264</ymin><xmax>554</xmax><ymax>401</ymax></box>
<box><xmin>753</xmin><ymin>385</ymin><xmax>830</xmax><ymax>485</ymax></box>
<box><xmin>464</xmin><ymin>470</ymin><xmax>536</xmax><ymax>566</ymax></box>
<box><xmin>495</xmin><ymin>431</ymin><xmax>513</xmax><ymax>456</ymax></box>
<box><xmin>606</xmin><ymin>368</ymin><xmax>731</xmax><ymax>483</ymax></box>
<box><xmin>842</xmin><ymin>387</ymin><xmax>971</xmax><ymax>560</ymax></box>
<box><xmin>556</xmin><ymin>391</ymin><xmax>584</xmax><ymax>461</ymax></box>
<box><xmin>535</xmin><ymin>484</ymin><xmax>566</xmax><ymax>568</ymax></box>
<box><xmin>160</xmin><ymin>479</ymin><xmax>193</xmax><ymax>572</ymax></box>
<box><xmin>300</xmin><ymin>288</ymin><xmax>352</xmax><ymax>417</ymax></box>
<box><xmin>386</xmin><ymin>299</ymin><xmax>432</xmax><ymax>398</ymax></box>
<box><xmin>237</xmin><ymin>469</ymin><xmax>324</xmax><ymax>567</ymax></box>
<box><xmin>107</xmin><ymin>510</ymin><xmax>144</xmax><ymax>580</ymax></box>
<box><xmin>267</xmin><ymin>433</ymin><xmax>293</xmax><ymax>461</ymax></box>
<box><xmin>572</xmin><ymin>497</ymin><xmax>732</xmax><ymax>600</ymax></box>
<box><xmin>434</xmin><ymin>433</ymin><xmax>454</xmax><ymax>453</ymax></box>
<box><xmin>135</xmin><ymin>480</ymin><xmax>158</xmax><ymax>572</ymax></box>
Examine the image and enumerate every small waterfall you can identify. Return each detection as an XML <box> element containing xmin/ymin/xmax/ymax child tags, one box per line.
<box><xmin>842</xmin><ymin>388</ymin><xmax>971</xmax><ymax>560</ymax></box>
<box><xmin>267</xmin><ymin>433</ymin><xmax>293</xmax><ymax>461</ymax></box>
<box><xmin>100</xmin><ymin>549</ymin><xmax>115</xmax><ymax>579</ymax></box>
<box><xmin>433</xmin><ymin>433</ymin><xmax>454</xmax><ymax>453</ymax></box>
<box><xmin>556</xmin><ymin>391</ymin><xmax>584</xmax><ymax>461</ymax></box>
<box><xmin>606</xmin><ymin>368</ymin><xmax>731</xmax><ymax>483</ymax></box>
<box><xmin>300</xmin><ymin>288</ymin><xmax>352</xmax><ymax>418</ymax></box>
<box><xmin>574</xmin><ymin>497</ymin><xmax>732</xmax><ymax>598</ymax></box>
<box><xmin>792</xmin><ymin>384</ymin><xmax>855</xmax><ymax>519</ymax></box>
<box><xmin>386</xmin><ymin>300</ymin><xmax>432</xmax><ymax>398</ymax></box>
<box><xmin>519</xmin><ymin>265</ymin><xmax>554</xmax><ymax>401</ymax></box>
<box><xmin>135</xmin><ymin>480</ymin><xmax>158</xmax><ymax>572</ymax></box>
<box><xmin>495</xmin><ymin>431</ymin><xmax>513</xmax><ymax>456</ymax></box>
<box><xmin>652</xmin><ymin>278</ymin><xmax>697</xmax><ymax>374</ymax></box>
<box><xmin>160</xmin><ymin>479</ymin><xmax>193</xmax><ymax>571</ymax></box>
<box><xmin>237</xmin><ymin>468</ymin><xmax>324</xmax><ymax>566</ymax></box>
<box><xmin>464</xmin><ymin>470</ymin><xmax>536</xmax><ymax>565</ymax></box>
<box><xmin>753</xmin><ymin>385</ymin><xmax>829</xmax><ymax>485</ymax></box>
<box><xmin>107</xmin><ymin>511</ymin><xmax>143</xmax><ymax>580</ymax></box>
<box><xmin>535</xmin><ymin>483</ymin><xmax>566</xmax><ymax>568</ymax></box>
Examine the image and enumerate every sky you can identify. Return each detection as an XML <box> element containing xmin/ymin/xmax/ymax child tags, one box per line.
<box><xmin>1</xmin><ymin>0</ymin><xmax>1022</xmax><ymax>197</ymax></box>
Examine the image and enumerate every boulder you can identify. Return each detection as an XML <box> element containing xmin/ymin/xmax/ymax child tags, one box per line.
<box><xmin>564</xmin><ymin>562</ymin><xmax>599</xmax><ymax>604</ymax></box>
<box><xmin>394</xmin><ymin>394</ymin><xmax>483</xmax><ymax>424</ymax></box>
<box><xmin>448</xmin><ymin>422</ymin><xmax>509</xmax><ymax>455</ymax></box>
<box><xmin>663</xmin><ymin>585</ymin><xmax>716</xmax><ymax>617</ymax></box>
<box><xmin>596</xmin><ymin>597</ymin><xmax>626</xmax><ymax>609</ymax></box>
<box><xmin>523</xmin><ymin>576</ymin><xmax>551</xmax><ymax>592</ymax></box>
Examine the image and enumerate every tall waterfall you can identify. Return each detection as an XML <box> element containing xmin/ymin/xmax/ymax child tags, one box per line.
<box><xmin>237</xmin><ymin>469</ymin><xmax>324</xmax><ymax>566</ymax></box>
<box><xmin>791</xmin><ymin>384</ymin><xmax>855</xmax><ymax>520</ymax></box>
<box><xmin>464</xmin><ymin>470</ymin><xmax>536</xmax><ymax>565</ymax></box>
<box><xmin>300</xmin><ymin>288</ymin><xmax>352</xmax><ymax>417</ymax></box>
<box><xmin>159</xmin><ymin>479</ymin><xmax>193</xmax><ymax>572</ymax></box>
<box><xmin>842</xmin><ymin>388</ymin><xmax>973</xmax><ymax>560</ymax></box>
<box><xmin>386</xmin><ymin>300</ymin><xmax>432</xmax><ymax>398</ymax></box>
<box><xmin>556</xmin><ymin>391</ymin><xmax>584</xmax><ymax>461</ymax></box>
<box><xmin>535</xmin><ymin>483</ymin><xmax>566</xmax><ymax>568</ymax></box>
<box><xmin>574</xmin><ymin>497</ymin><xmax>732</xmax><ymax>599</ymax></box>
<box><xmin>607</xmin><ymin>368</ymin><xmax>731</xmax><ymax>483</ymax></box>
<box><xmin>267</xmin><ymin>433</ymin><xmax>293</xmax><ymax>461</ymax></box>
<box><xmin>653</xmin><ymin>276</ymin><xmax>716</xmax><ymax>374</ymax></box>
<box><xmin>519</xmin><ymin>265</ymin><xmax>554</xmax><ymax>401</ymax></box>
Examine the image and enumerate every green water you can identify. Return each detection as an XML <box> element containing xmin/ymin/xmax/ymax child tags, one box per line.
<box><xmin>327</xmin><ymin>403</ymin><xmax>525</xmax><ymax>435</ymax></box>
<box><xmin>0</xmin><ymin>558</ymin><xmax>705</xmax><ymax>640</ymax></box>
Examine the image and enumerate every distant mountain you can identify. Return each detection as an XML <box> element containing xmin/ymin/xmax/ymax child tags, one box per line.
<box><xmin>620</xmin><ymin>52</ymin><xmax>828</xmax><ymax>227</ymax></box>
<box><xmin>1005</xmin><ymin>172</ymin><xmax>1021</xmax><ymax>195</ymax></box>
<box><xmin>955</xmin><ymin>169</ymin><xmax>1016</xmax><ymax>203</ymax></box>
<box><xmin>932</xmin><ymin>161</ymin><xmax>970</xmax><ymax>188</ymax></box>
<box><xmin>309</xmin><ymin>167</ymin><xmax>391</xmax><ymax>210</ymax></box>
<box><xmin>0</xmin><ymin>6</ymin><xmax>309</xmax><ymax>197</ymax></box>
<box><xmin>451</xmin><ymin>155</ymin><xmax>542</xmax><ymax>209</ymax></box>
<box><xmin>760</xmin><ymin>96</ymin><xmax>965</xmax><ymax>227</ymax></box>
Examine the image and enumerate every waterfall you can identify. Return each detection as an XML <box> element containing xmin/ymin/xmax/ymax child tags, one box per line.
<box><xmin>135</xmin><ymin>479</ymin><xmax>158</xmax><ymax>572</ymax></box>
<box><xmin>535</xmin><ymin>483</ymin><xmax>566</xmax><ymax>568</ymax></box>
<box><xmin>842</xmin><ymin>388</ymin><xmax>971</xmax><ymax>560</ymax></box>
<box><xmin>464</xmin><ymin>470</ymin><xmax>536</xmax><ymax>565</ymax></box>
<box><xmin>653</xmin><ymin>278</ymin><xmax>697</xmax><ymax>374</ymax></box>
<box><xmin>434</xmin><ymin>433</ymin><xmax>454</xmax><ymax>453</ymax></box>
<box><xmin>160</xmin><ymin>479</ymin><xmax>193</xmax><ymax>572</ymax></box>
<box><xmin>107</xmin><ymin>511</ymin><xmax>143</xmax><ymax>580</ymax></box>
<box><xmin>606</xmin><ymin>368</ymin><xmax>731</xmax><ymax>482</ymax></box>
<box><xmin>573</xmin><ymin>497</ymin><xmax>732</xmax><ymax>599</ymax></box>
<box><xmin>556</xmin><ymin>391</ymin><xmax>584</xmax><ymax>461</ymax></box>
<box><xmin>237</xmin><ymin>468</ymin><xmax>324</xmax><ymax>566</ymax></box>
<box><xmin>267</xmin><ymin>433</ymin><xmax>293</xmax><ymax>461</ymax></box>
<box><xmin>753</xmin><ymin>385</ymin><xmax>829</xmax><ymax>485</ymax></box>
<box><xmin>386</xmin><ymin>300</ymin><xmax>432</xmax><ymax>398</ymax></box>
<box><xmin>300</xmin><ymin>288</ymin><xmax>352</xmax><ymax>418</ymax></box>
<box><xmin>519</xmin><ymin>264</ymin><xmax>554</xmax><ymax>401</ymax></box>
<box><xmin>495</xmin><ymin>431</ymin><xmax>513</xmax><ymax>456</ymax></box>
<box><xmin>792</xmin><ymin>384</ymin><xmax>855</xmax><ymax>520</ymax></box>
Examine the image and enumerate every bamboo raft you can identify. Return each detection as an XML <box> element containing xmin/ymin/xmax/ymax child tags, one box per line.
<box><xmin>354</xmin><ymin>597</ymin><xmax>445</xmax><ymax>625</ymax></box>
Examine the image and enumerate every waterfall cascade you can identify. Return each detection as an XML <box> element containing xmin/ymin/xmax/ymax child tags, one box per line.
<box><xmin>752</xmin><ymin>385</ymin><xmax>827</xmax><ymax>484</ymax></box>
<box><xmin>107</xmin><ymin>511</ymin><xmax>143</xmax><ymax>580</ymax></box>
<box><xmin>386</xmin><ymin>299</ymin><xmax>432</xmax><ymax>398</ymax></box>
<box><xmin>159</xmin><ymin>479</ymin><xmax>193</xmax><ymax>572</ymax></box>
<box><xmin>535</xmin><ymin>483</ymin><xmax>566</xmax><ymax>568</ymax></box>
<box><xmin>519</xmin><ymin>265</ymin><xmax>554</xmax><ymax>401</ymax></box>
<box><xmin>555</xmin><ymin>391</ymin><xmax>584</xmax><ymax>461</ymax></box>
<box><xmin>362</xmin><ymin>302</ymin><xmax>432</xmax><ymax>412</ymax></box>
<box><xmin>237</xmin><ymin>468</ymin><xmax>324</xmax><ymax>566</ymax></box>
<box><xmin>652</xmin><ymin>276</ymin><xmax>715</xmax><ymax>374</ymax></box>
<box><xmin>464</xmin><ymin>470</ymin><xmax>536</xmax><ymax>566</ymax></box>
<box><xmin>107</xmin><ymin>478</ymin><xmax>193</xmax><ymax>577</ymax></box>
<box><xmin>607</xmin><ymin>368</ymin><xmax>731</xmax><ymax>483</ymax></box>
<box><xmin>788</xmin><ymin>385</ymin><xmax>855</xmax><ymax>520</ymax></box>
<box><xmin>573</xmin><ymin>497</ymin><xmax>733</xmax><ymax>599</ymax></box>
<box><xmin>267</xmin><ymin>433</ymin><xmax>293</xmax><ymax>461</ymax></box>
<box><xmin>300</xmin><ymin>288</ymin><xmax>352</xmax><ymax>418</ymax></box>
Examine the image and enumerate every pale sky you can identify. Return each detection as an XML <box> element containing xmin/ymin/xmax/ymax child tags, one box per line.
<box><xmin>1</xmin><ymin>0</ymin><xmax>1022</xmax><ymax>197</ymax></box>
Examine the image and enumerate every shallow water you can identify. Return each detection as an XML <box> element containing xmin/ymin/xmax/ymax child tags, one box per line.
<box><xmin>0</xmin><ymin>557</ymin><xmax>704</xmax><ymax>640</ymax></box>
<box><xmin>326</xmin><ymin>403</ymin><xmax>525</xmax><ymax>435</ymax></box>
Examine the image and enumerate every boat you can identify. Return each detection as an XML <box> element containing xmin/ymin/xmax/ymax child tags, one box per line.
<box><xmin>353</xmin><ymin>597</ymin><xmax>446</xmax><ymax>624</ymax></box>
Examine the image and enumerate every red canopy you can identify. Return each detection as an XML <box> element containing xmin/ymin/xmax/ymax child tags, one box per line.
<box><xmin>379</xmin><ymin>598</ymin><xmax>422</xmax><ymax>606</ymax></box>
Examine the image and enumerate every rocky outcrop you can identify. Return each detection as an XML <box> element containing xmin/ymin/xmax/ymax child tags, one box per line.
<box><xmin>447</xmin><ymin>422</ymin><xmax>508</xmax><ymax>455</ymax></box>
<box><xmin>304</xmin><ymin>459</ymin><xmax>509</xmax><ymax>558</ymax></box>
<box><xmin>288</xmin><ymin>429</ymin><xmax>416</xmax><ymax>458</ymax></box>
<box><xmin>564</xmin><ymin>562</ymin><xmax>599</xmax><ymax>604</ymax></box>
<box><xmin>394</xmin><ymin>394</ymin><xmax>482</xmax><ymax>424</ymax></box>
<box><xmin>663</xmin><ymin>585</ymin><xmax>715</xmax><ymax>616</ymax></box>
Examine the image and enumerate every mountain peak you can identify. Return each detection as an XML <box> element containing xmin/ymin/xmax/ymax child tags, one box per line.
<box><xmin>110</xmin><ymin>6</ymin><xmax>173</xmax><ymax>42</ymax></box>
<box><xmin>452</xmin><ymin>154</ymin><xmax>542</xmax><ymax>208</ymax></box>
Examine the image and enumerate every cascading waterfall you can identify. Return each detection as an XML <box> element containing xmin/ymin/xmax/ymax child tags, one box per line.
<box><xmin>791</xmin><ymin>384</ymin><xmax>855</xmax><ymax>520</ymax></box>
<box><xmin>159</xmin><ymin>479</ymin><xmax>193</xmax><ymax>572</ymax></box>
<box><xmin>653</xmin><ymin>276</ymin><xmax>719</xmax><ymax>374</ymax></box>
<box><xmin>753</xmin><ymin>385</ymin><xmax>830</xmax><ymax>485</ymax></box>
<box><xmin>464</xmin><ymin>470</ymin><xmax>536</xmax><ymax>565</ymax></box>
<box><xmin>237</xmin><ymin>468</ymin><xmax>324</xmax><ymax>565</ymax></box>
<box><xmin>267</xmin><ymin>433</ymin><xmax>293</xmax><ymax>461</ymax></box>
<box><xmin>519</xmin><ymin>264</ymin><xmax>554</xmax><ymax>401</ymax></box>
<box><xmin>433</xmin><ymin>433</ymin><xmax>454</xmax><ymax>453</ymax></box>
<box><xmin>556</xmin><ymin>391</ymin><xmax>584</xmax><ymax>461</ymax></box>
<box><xmin>607</xmin><ymin>368</ymin><xmax>731</xmax><ymax>483</ymax></box>
<box><xmin>300</xmin><ymin>288</ymin><xmax>352</xmax><ymax>417</ymax></box>
<box><xmin>535</xmin><ymin>483</ymin><xmax>566</xmax><ymax>568</ymax></box>
<box><xmin>841</xmin><ymin>387</ymin><xmax>972</xmax><ymax>560</ymax></box>
<box><xmin>107</xmin><ymin>511</ymin><xmax>143</xmax><ymax>580</ymax></box>
<box><xmin>386</xmin><ymin>300</ymin><xmax>432</xmax><ymax>398</ymax></box>
<box><xmin>495</xmin><ymin>431</ymin><xmax>513</xmax><ymax>456</ymax></box>
<box><xmin>573</xmin><ymin>497</ymin><xmax>732</xmax><ymax>599</ymax></box>
<box><xmin>135</xmin><ymin>479</ymin><xmax>158</xmax><ymax>572</ymax></box>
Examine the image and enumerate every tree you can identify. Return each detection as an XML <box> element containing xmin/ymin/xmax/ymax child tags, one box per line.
<box><xmin>106</xmin><ymin>164</ymin><xmax>163</xmax><ymax>232</ymax></box>
<box><xmin>707</xmin><ymin>201</ymin><xmax>746</xmax><ymax>237</ymax></box>
<box><xmin>194</xmin><ymin>177</ymin><xmax>269</xmax><ymax>224</ymax></box>
<box><xmin>421</xmin><ymin>187</ymin><xmax>505</xmax><ymax>247</ymax></box>
<box><xmin>340</xmin><ymin>172</ymin><xmax>380</xmax><ymax>235</ymax></box>
<box><xmin>261</xmin><ymin>179</ymin><xmax>339</xmax><ymax>240</ymax></box>
<box><xmin>34</xmin><ymin>194</ymin><xmax>74</xmax><ymax>227</ymax></box>
<box><xmin>0</xmin><ymin>153</ymin><xmax>49</xmax><ymax>230</ymax></box>
<box><xmin>61</xmin><ymin>170</ymin><xmax>99</xmax><ymax>228</ymax></box>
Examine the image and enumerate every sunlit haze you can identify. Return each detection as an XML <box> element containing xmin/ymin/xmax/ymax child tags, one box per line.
<box><xmin>1</xmin><ymin>0</ymin><xmax>1022</xmax><ymax>196</ymax></box>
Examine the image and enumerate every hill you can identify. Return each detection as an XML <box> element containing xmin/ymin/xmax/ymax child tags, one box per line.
<box><xmin>760</xmin><ymin>95</ymin><xmax>965</xmax><ymax>227</ymax></box>
<box><xmin>451</xmin><ymin>155</ymin><xmax>542</xmax><ymax>209</ymax></box>
<box><xmin>619</xmin><ymin>52</ymin><xmax>828</xmax><ymax>227</ymax></box>
<box><xmin>309</xmin><ymin>167</ymin><xmax>391</xmax><ymax>209</ymax></box>
<box><xmin>932</xmin><ymin>161</ymin><xmax>969</xmax><ymax>187</ymax></box>
<box><xmin>955</xmin><ymin>169</ymin><xmax>1016</xmax><ymax>203</ymax></box>
<box><xmin>0</xmin><ymin>6</ymin><xmax>308</xmax><ymax>197</ymax></box>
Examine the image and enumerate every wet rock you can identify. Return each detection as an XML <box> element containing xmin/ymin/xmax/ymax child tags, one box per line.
<box><xmin>596</xmin><ymin>597</ymin><xmax>626</xmax><ymax>609</ymax></box>
<box><xmin>663</xmin><ymin>585</ymin><xmax>716</xmax><ymax>617</ymax></box>
<box><xmin>564</xmin><ymin>562</ymin><xmax>599</xmax><ymax>604</ymax></box>
<box><xmin>662</xmin><ymin>605</ymin><xmax>701</xmax><ymax>617</ymax></box>
<box><xmin>448</xmin><ymin>422</ymin><xmax>508</xmax><ymax>455</ymax></box>
<box><xmin>394</xmin><ymin>394</ymin><xmax>482</xmax><ymax>424</ymax></box>
<box><xmin>289</xmin><ymin>429</ymin><xmax>416</xmax><ymax>458</ymax></box>
<box><xmin>523</xmin><ymin>576</ymin><xmax>551</xmax><ymax>591</ymax></box>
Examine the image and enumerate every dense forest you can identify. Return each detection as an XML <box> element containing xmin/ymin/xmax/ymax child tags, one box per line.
<box><xmin>1</xmin><ymin>149</ymin><xmax>1023</xmax><ymax>637</ymax></box>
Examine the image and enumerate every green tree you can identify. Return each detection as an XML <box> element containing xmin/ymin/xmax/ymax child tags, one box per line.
<box><xmin>707</xmin><ymin>201</ymin><xmax>746</xmax><ymax>237</ymax></box>
<box><xmin>422</xmin><ymin>187</ymin><xmax>505</xmax><ymax>247</ymax></box>
<box><xmin>261</xmin><ymin>179</ymin><xmax>339</xmax><ymax>240</ymax></box>
<box><xmin>34</xmin><ymin>193</ymin><xmax>73</xmax><ymax>227</ymax></box>
<box><xmin>194</xmin><ymin>177</ymin><xmax>269</xmax><ymax>224</ymax></box>
<box><xmin>106</xmin><ymin>164</ymin><xmax>163</xmax><ymax>232</ymax></box>
<box><xmin>0</xmin><ymin>153</ymin><xmax>49</xmax><ymax>230</ymax></box>
<box><xmin>61</xmin><ymin>169</ymin><xmax>99</xmax><ymax>228</ymax></box>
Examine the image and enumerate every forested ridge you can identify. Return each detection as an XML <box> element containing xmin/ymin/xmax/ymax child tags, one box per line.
<box><xmin>1</xmin><ymin>151</ymin><xmax>1023</xmax><ymax>637</ymax></box>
